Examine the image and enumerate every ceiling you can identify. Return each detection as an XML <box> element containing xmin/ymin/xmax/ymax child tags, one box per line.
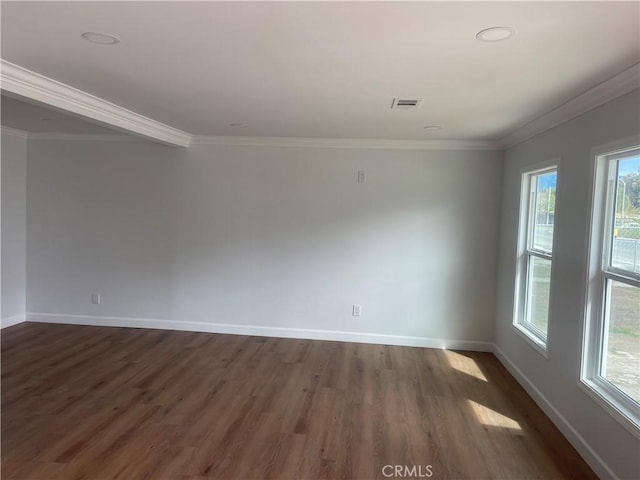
<box><xmin>1</xmin><ymin>1</ymin><xmax>639</xmax><ymax>141</ymax></box>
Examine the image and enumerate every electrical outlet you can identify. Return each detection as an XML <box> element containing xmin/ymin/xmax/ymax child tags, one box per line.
<box><xmin>352</xmin><ymin>304</ymin><xmax>362</xmax><ymax>316</ymax></box>
<box><xmin>357</xmin><ymin>170</ymin><xmax>366</xmax><ymax>183</ymax></box>
<box><xmin>91</xmin><ymin>293</ymin><xmax>101</xmax><ymax>305</ymax></box>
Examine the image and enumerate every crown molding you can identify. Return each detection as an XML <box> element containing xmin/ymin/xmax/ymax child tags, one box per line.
<box><xmin>28</xmin><ymin>133</ymin><xmax>138</xmax><ymax>142</ymax></box>
<box><xmin>0</xmin><ymin>59</ymin><xmax>192</xmax><ymax>147</ymax></box>
<box><xmin>5</xmin><ymin>58</ymin><xmax>635</xmax><ymax>152</ymax></box>
<box><xmin>24</xmin><ymin>132</ymin><xmax>502</xmax><ymax>150</ymax></box>
<box><xmin>502</xmin><ymin>63</ymin><xmax>640</xmax><ymax>149</ymax></box>
<box><xmin>191</xmin><ymin>135</ymin><xmax>503</xmax><ymax>151</ymax></box>
<box><xmin>0</xmin><ymin>126</ymin><xmax>28</xmax><ymax>139</ymax></box>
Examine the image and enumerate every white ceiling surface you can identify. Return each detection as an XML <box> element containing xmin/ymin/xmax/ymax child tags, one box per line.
<box><xmin>1</xmin><ymin>2</ymin><xmax>639</xmax><ymax>141</ymax></box>
<box><xmin>1</xmin><ymin>95</ymin><xmax>120</xmax><ymax>134</ymax></box>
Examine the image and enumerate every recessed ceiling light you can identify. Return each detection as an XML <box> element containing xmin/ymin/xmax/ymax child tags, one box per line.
<box><xmin>476</xmin><ymin>26</ymin><xmax>516</xmax><ymax>42</ymax></box>
<box><xmin>423</xmin><ymin>125</ymin><xmax>442</xmax><ymax>131</ymax></box>
<box><xmin>81</xmin><ymin>32</ymin><xmax>120</xmax><ymax>45</ymax></box>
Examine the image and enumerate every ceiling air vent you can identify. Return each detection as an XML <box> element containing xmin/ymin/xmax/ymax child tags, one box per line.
<box><xmin>391</xmin><ymin>98</ymin><xmax>423</xmax><ymax>109</ymax></box>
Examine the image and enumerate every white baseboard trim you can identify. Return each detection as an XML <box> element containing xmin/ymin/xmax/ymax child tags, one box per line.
<box><xmin>1</xmin><ymin>314</ymin><xmax>26</xmax><ymax>329</ymax></box>
<box><xmin>493</xmin><ymin>344</ymin><xmax>617</xmax><ymax>480</ymax></box>
<box><xmin>26</xmin><ymin>312</ymin><xmax>493</xmax><ymax>352</ymax></box>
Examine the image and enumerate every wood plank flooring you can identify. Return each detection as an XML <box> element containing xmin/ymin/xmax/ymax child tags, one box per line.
<box><xmin>2</xmin><ymin>323</ymin><xmax>596</xmax><ymax>479</ymax></box>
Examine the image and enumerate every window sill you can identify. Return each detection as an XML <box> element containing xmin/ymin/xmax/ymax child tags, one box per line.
<box><xmin>512</xmin><ymin>323</ymin><xmax>549</xmax><ymax>359</ymax></box>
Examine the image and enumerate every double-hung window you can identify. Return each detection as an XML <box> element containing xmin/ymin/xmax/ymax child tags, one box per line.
<box><xmin>583</xmin><ymin>145</ymin><xmax>640</xmax><ymax>429</ymax></box>
<box><xmin>515</xmin><ymin>165</ymin><xmax>558</xmax><ymax>351</ymax></box>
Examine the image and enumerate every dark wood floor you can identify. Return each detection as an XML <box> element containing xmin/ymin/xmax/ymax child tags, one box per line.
<box><xmin>2</xmin><ymin>323</ymin><xmax>596</xmax><ymax>480</ymax></box>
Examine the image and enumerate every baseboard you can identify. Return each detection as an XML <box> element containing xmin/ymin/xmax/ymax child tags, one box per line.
<box><xmin>1</xmin><ymin>314</ymin><xmax>26</xmax><ymax>329</ymax></box>
<box><xmin>493</xmin><ymin>344</ymin><xmax>617</xmax><ymax>480</ymax></box>
<box><xmin>26</xmin><ymin>312</ymin><xmax>493</xmax><ymax>352</ymax></box>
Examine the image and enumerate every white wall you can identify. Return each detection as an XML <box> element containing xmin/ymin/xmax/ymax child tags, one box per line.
<box><xmin>1</xmin><ymin>130</ymin><xmax>27</xmax><ymax>327</ymax></box>
<box><xmin>26</xmin><ymin>140</ymin><xmax>503</xmax><ymax>348</ymax></box>
<box><xmin>495</xmin><ymin>89</ymin><xmax>640</xmax><ymax>479</ymax></box>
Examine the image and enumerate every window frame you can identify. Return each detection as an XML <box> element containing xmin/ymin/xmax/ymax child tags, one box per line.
<box><xmin>582</xmin><ymin>139</ymin><xmax>640</xmax><ymax>436</ymax></box>
<box><xmin>513</xmin><ymin>161</ymin><xmax>559</xmax><ymax>355</ymax></box>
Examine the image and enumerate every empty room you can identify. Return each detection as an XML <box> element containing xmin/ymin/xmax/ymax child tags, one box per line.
<box><xmin>1</xmin><ymin>1</ymin><xmax>639</xmax><ymax>479</ymax></box>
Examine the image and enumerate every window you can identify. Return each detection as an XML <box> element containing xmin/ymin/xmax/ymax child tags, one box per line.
<box><xmin>583</xmin><ymin>145</ymin><xmax>640</xmax><ymax>429</ymax></box>
<box><xmin>514</xmin><ymin>166</ymin><xmax>558</xmax><ymax>351</ymax></box>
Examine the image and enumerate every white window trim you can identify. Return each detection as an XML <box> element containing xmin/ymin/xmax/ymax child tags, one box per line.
<box><xmin>581</xmin><ymin>136</ymin><xmax>640</xmax><ymax>438</ymax></box>
<box><xmin>513</xmin><ymin>159</ymin><xmax>560</xmax><ymax>357</ymax></box>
